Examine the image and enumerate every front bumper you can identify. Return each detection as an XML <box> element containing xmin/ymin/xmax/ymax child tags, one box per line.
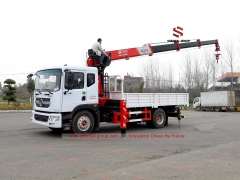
<box><xmin>31</xmin><ymin>110</ymin><xmax>62</xmax><ymax>128</ymax></box>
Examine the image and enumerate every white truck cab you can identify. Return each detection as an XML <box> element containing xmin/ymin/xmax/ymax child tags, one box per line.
<box><xmin>193</xmin><ymin>97</ymin><xmax>200</xmax><ymax>109</ymax></box>
<box><xmin>31</xmin><ymin>66</ymin><xmax>98</xmax><ymax>130</ymax></box>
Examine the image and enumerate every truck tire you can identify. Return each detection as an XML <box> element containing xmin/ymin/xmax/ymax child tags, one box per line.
<box><xmin>49</xmin><ymin>127</ymin><xmax>65</xmax><ymax>133</ymax></box>
<box><xmin>146</xmin><ymin>108</ymin><xmax>166</xmax><ymax>128</ymax></box>
<box><xmin>215</xmin><ymin>107</ymin><xmax>221</xmax><ymax>112</ymax></box>
<box><xmin>72</xmin><ymin>110</ymin><xmax>95</xmax><ymax>134</ymax></box>
<box><xmin>196</xmin><ymin>107</ymin><xmax>201</xmax><ymax>111</ymax></box>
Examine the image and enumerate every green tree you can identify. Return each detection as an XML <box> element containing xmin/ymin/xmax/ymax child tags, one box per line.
<box><xmin>3</xmin><ymin>79</ymin><xmax>17</xmax><ymax>104</ymax></box>
<box><xmin>134</xmin><ymin>87</ymin><xmax>139</xmax><ymax>93</ymax></box>
<box><xmin>138</xmin><ymin>81</ymin><xmax>144</xmax><ymax>93</ymax></box>
<box><xmin>27</xmin><ymin>78</ymin><xmax>35</xmax><ymax>96</ymax></box>
<box><xmin>129</xmin><ymin>87</ymin><xmax>133</xmax><ymax>93</ymax></box>
<box><xmin>0</xmin><ymin>81</ymin><xmax>2</xmax><ymax>90</ymax></box>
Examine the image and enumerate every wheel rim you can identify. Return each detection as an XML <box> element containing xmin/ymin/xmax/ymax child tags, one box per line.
<box><xmin>156</xmin><ymin>113</ymin><xmax>164</xmax><ymax>125</ymax></box>
<box><xmin>77</xmin><ymin>115</ymin><xmax>91</xmax><ymax>131</ymax></box>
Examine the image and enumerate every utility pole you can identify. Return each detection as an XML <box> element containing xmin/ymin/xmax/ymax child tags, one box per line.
<box><xmin>221</xmin><ymin>56</ymin><xmax>223</xmax><ymax>91</ymax></box>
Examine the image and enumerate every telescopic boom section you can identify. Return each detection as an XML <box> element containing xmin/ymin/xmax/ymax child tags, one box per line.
<box><xmin>86</xmin><ymin>39</ymin><xmax>221</xmax><ymax>67</ymax></box>
<box><xmin>106</xmin><ymin>39</ymin><xmax>221</xmax><ymax>61</ymax></box>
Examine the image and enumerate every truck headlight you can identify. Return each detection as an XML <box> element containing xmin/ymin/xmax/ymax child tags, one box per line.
<box><xmin>49</xmin><ymin>116</ymin><xmax>60</xmax><ymax>121</ymax></box>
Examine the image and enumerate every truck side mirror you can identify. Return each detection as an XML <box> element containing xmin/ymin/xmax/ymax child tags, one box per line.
<box><xmin>27</xmin><ymin>73</ymin><xmax>34</xmax><ymax>78</ymax></box>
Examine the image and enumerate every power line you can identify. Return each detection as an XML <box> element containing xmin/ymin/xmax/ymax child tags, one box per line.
<box><xmin>0</xmin><ymin>64</ymin><xmax>40</xmax><ymax>68</ymax></box>
<box><xmin>0</xmin><ymin>72</ymin><xmax>32</xmax><ymax>76</ymax></box>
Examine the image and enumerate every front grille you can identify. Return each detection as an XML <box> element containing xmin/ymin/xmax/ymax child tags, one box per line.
<box><xmin>35</xmin><ymin>98</ymin><xmax>50</xmax><ymax>108</ymax></box>
<box><xmin>34</xmin><ymin>114</ymin><xmax>49</xmax><ymax>122</ymax></box>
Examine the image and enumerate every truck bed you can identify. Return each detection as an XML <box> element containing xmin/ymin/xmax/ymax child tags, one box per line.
<box><xmin>109</xmin><ymin>92</ymin><xmax>189</xmax><ymax>108</ymax></box>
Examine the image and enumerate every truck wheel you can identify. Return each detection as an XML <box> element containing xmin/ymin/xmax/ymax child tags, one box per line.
<box><xmin>49</xmin><ymin>127</ymin><xmax>65</xmax><ymax>133</ymax></box>
<box><xmin>72</xmin><ymin>110</ymin><xmax>94</xmax><ymax>134</ymax></box>
<box><xmin>146</xmin><ymin>108</ymin><xmax>166</xmax><ymax>128</ymax></box>
<box><xmin>215</xmin><ymin>107</ymin><xmax>221</xmax><ymax>112</ymax></box>
<box><xmin>196</xmin><ymin>107</ymin><xmax>201</xmax><ymax>111</ymax></box>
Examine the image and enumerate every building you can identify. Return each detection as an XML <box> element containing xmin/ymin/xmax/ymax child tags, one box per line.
<box><xmin>216</xmin><ymin>72</ymin><xmax>240</xmax><ymax>84</ymax></box>
<box><xmin>107</xmin><ymin>73</ymin><xmax>143</xmax><ymax>93</ymax></box>
<box><xmin>208</xmin><ymin>72</ymin><xmax>240</xmax><ymax>98</ymax></box>
<box><xmin>123</xmin><ymin>73</ymin><xmax>143</xmax><ymax>93</ymax></box>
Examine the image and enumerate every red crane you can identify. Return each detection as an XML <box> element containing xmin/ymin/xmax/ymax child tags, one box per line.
<box><xmin>87</xmin><ymin>39</ymin><xmax>221</xmax><ymax>99</ymax></box>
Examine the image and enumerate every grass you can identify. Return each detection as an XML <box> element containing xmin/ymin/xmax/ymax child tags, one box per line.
<box><xmin>181</xmin><ymin>103</ymin><xmax>194</xmax><ymax>111</ymax></box>
<box><xmin>16</xmin><ymin>98</ymin><xmax>31</xmax><ymax>103</ymax></box>
<box><xmin>0</xmin><ymin>103</ymin><xmax>32</xmax><ymax>110</ymax></box>
<box><xmin>0</xmin><ymin>97</ymin><xmax>30</xmax><ymax>104</ymax></box>
<box><xmin>187</xmin><ymin>103</ymin><xmax>194</xmax><ymax>110</ymax></box>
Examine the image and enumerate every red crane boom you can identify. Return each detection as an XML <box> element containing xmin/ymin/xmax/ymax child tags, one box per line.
<box><xmin>86</xmin><ymin>39</ymin><xmax>221</xmax><ymax>96</ymax></box>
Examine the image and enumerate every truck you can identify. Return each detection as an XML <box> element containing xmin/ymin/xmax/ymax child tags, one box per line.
<box><xmin>28</xmin><ymin>39</ymin><xmax>221</xmax><ymax>135</ymax></box>
<box><xmin>193</xmin><ymin>91</ymin><xmax>235</xmax><ymax>112</ymax></box>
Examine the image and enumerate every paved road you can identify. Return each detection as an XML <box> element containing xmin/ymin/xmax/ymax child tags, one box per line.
<box><xmin>0</xmin><ymin>111</ymin><xmax>240</xmax><ymax>180</ymax></box>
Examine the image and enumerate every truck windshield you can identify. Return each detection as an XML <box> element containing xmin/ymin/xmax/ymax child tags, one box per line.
<box><xmin>193</xmin><ymin>98</ymin><xmax>199</xmax><ymax>103</ymax></box>
<box><xmin>35</xmin><ymin>69</ymin><xmax>62</xmax><ymax>92</ymax></box>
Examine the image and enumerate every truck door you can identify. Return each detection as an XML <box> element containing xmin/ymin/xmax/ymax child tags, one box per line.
<box><xmin>62</xmin><ymin>71</ymin><xmax>86</xmax><ymax>112</ymax></box>
<box><xmin>86</xmin><ymin>71</ymin><xmax>98</xmax><ymax>104</ymax></box>
<box><xmin>193</xmin><ymin>97</ymin><xmax>200</xmax><ymax>108</ymax></box>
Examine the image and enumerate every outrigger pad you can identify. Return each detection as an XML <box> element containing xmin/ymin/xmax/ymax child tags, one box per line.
<box><xmin>121</xmin><ymin>129</ymin><xmax>126</xmax><ymax>138</ymax></box>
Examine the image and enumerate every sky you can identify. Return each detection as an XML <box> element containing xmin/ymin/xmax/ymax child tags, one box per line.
<box><xmin>0</xmin><ymin>0</ymin><xmax>239</xmax><ymax>86</ymax></box>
